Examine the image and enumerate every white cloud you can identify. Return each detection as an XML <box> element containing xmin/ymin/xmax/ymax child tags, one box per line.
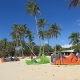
<box><xmin>77</xmin><ymin>23</ymin><xmax>80</xmax><ymax>26</ymax></box>
<box><xmin>76</xmin><ymin>19</ymin><xmax>80</xmax><ymax>22</ymax></box>
<box><xmin>61</xmin><ymin>40</ymin><xmax>65</xmax><ymax>43</ymax></box>
<box><xmin>44</xmin><ymin>41</ymin><xmax>48</xmax><ymax>44</ymax></box>
<box><xmin>62</xmin><ymin>44</ymin><xmax>72</xmax><ymax>48</ymax></box>
<box><xmin>76</xmin><ymin>19</ymin><xmax>80</xmax><ymax>26</ymax></box>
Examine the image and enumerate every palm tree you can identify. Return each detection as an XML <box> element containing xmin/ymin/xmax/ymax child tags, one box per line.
<box><xmin>11</xmin><ymin>24</ymin><xmax>20</xmax><ymax>56</ymax></box>
<box><xmin>69</xmin><ymin>32</ymin><xmax>80</xmax><ymax>46</ymax></box>
<box><xmin>27</xmin><ymin>29</ymin><xmax>34</xmax><ymax>51</ymax></box>
<box><xmin>38</xmin><ymin>30</ymin><xmax>43</xmax><ymax>55</ymax></box>
<box><xmin>50</xmin><ymin>24</ymin><xmax>61</xmax><ymax>54</ymax></box>
<box><xmin>26</xmin><ymin>0</ymin><xmax>41</xmax><ymax>55</ymax></box>
<box><xmin>37</xmin><ymin>18</ymin><xmax>47</xmax><ymax>54</ymax></box>
<box><xmin>45</xmin><ymin>30</ymin><xmax>52</xmax><ymax>45</ymax></box>
<box><xmin>54</xmin><ymin>45</ymin><xmax>62</xmax><ymax>53</ymax></box>
<box><xmin>11</xmin><ymin>24</ymin><xmax>36</xmax><ymax>56</ymax></box>
<box><xmin>26</xmin><ymin>0</ymin><xmax>40</xmax><ymax>44</ymax></box>
<box><xmin>7</xmin><ymin>42</ymin><xmax>15</xmax><ymax>56</ymax></box>
<box><xmin>0</xmin><ymin>38</ymin><xmax>8</xmax><ymax>54</ymax></box>
<box><xmin>20</xmin><ymin>25</ymin><xmax>36</xmax><ymax>56</ymax></box>
<box><xmin>19</xmin><ymin>24</ymin><xmax>28</xmax><ymax>57</ymax></box>
<box><xmin>65</xmin><ymin>0</ymin><xmax>80</xmax><ymax>8</ymax></box>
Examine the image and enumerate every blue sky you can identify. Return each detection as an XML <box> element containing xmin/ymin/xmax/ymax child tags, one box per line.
<box><xmin>0</xmin><ymin>0</ymin><xmax>80</xmax><ymax>47</ymax></box>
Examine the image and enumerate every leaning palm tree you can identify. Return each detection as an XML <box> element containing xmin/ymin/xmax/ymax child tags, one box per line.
<box><xmin>25</xmin><ymin>30</ymin><xmax>36</xmax><ymax>56</ymax></box>
<box><xmin>69</xmin><ymin>32</ymin><xmax>80</xmax><ymax>46</ymax></box>
<box><xmin>26</xmin><ymin>0</ymin><xmax>41</xmax><ymax>56</ymax></box>
<box><xmin>26</xmin><ymin>0</ymin><xmax>40</xmax><ymax>44</ymax></box>
<box><xmin>20</xmin><ymin>25</ymin><xmax>36</xmax><ymax>56</ymax></box>
<box><xmin>50</xmin><ymin>24</ymin><xmax>61</xmax><ymax>54</ymax></box>
<box><xmin>37</xmin><ymin>18</ymin><xmax>47</xmax><ymax>54</ymax></box>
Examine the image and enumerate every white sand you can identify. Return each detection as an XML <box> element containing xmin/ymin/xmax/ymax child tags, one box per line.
<box><xmin>0</xmin><ymin>60</ymin><xmax>80</xmax><ymax>80</ymax></box>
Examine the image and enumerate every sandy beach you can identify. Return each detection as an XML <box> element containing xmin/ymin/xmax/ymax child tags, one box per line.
<box><xmin>0</xmin><ymin>59</ymin><xmax>80</xmax><ymax>80</ymax></box>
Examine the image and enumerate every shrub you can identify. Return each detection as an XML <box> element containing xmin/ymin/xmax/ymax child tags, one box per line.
<box><xmin>25</xmin><ymin>60</ymin><xmax>33</xmax><ymax>65</ymax></box>
<box><xmin>39</xmin><ymin>54</ymin><xmax>50</xmax><ymax>64</ymax></box>
<box><xmin>25</xmin><ymin>54</ymin><xmax>50</xmax><ymax>65</ymax></box>
<box><xmin>25</xmin><ymin>59</ymin><xmax>38</xmax><ymax>65</ymax></box>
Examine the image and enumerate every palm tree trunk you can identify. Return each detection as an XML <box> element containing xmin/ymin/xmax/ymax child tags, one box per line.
<box><xmin>42</xmin><ymin>39</ymin><xmax>45</xmax><ymax>54</ymax></box>
<box><xmin>34</xmin><ymin>16</ymin><xmax>42</xmax><ymax>55</ymax></box>
<box><xmin>31</xmin><ymin>43</ymin><xmax>34</xmax><ymax>53</ymax></box>
<box><xmin>26</xmin><ymin>43</ymin><xmax>36</xmax><ymax>56</ymax></box>
<box><xmin>21</xmin><ymin>42</ymin><xmax>24</xmax><ymax>57</ymax></box>
<box><xmin>48</xmin><ymin>38</ymin><xmax>50</xmax><ymax>45</ymax></box>
<box><xmin>55</xmin><ymin>45</ymin><xmax>56</xmax><ymax>54</ymax></box>
<box><xmin>39</xmin><ymin>37</ymin><xmax>42</xmax><ymax>56</ymax></box>
<box><xmin>29</xmin><ymin>41</ymin><xmax>34</xmax><ymax>54</ymax></box>
<box><xmin>34</xmin><ymin>16</ymin><xmax>39</xmax><ymax>43</ymax></box>
<box><xmin>13</xmin><ymin>39</ymin><xmax>16</xmax><ymax>56</ymax></box>
<box><xmin>55</xmin><ymin>38</ymin><xmax>57</xmax><ymax>54</ymax></box>
<box><xmin>15</xmin><ymin>35</ymin><xmax>18</xmax><ymax>57</ymax></box>
<box><xmin>42</xmin><ymin>28</ymin><xmax>45</xmax><ymax>54</ymax></box>
<box><xmin>45</xmin><ymin>37</ymin><xmax>50</xmax><ymax>54</ymax></box>
<box><xmin>21</xmin><ymin>37</ymin><xmax>24</xmax><ymax>57</ymax></box>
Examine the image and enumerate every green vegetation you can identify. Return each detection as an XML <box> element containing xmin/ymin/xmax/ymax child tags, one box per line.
<box><xmin>44</xmin><ymin>44</ymin><xmax>53</xmax><ymax>55</ymax></box>
<box><xmin>38</xmin><ymin>54</ymin><xmax>50</xmax><ymax>64</ymax></box>
<box><xmin>37</xmin><ymin>18</ymin><xmax>48</xmax><ymax>55</ymax></box>
<box><xmin>69</xmin><ymin>32</ymin><xmax>80</xmax><ymax>52</ymax></box>
<box><xmin>25</xmin><ymin>60</ymin><xmax>33</xmax><ymax>65</ymax></box>
<box><xmin>25</xmin><ymin>0</ymin><xmax>41</xmax><ymax>55</ymax></box>
<box><xmin>0</xmin><ymin>0</ymin><xmax>80</xmax><ymax>59</ymax></box>
<box><xmin>53</xmin><ymin>45</ymin><xmax>62</xmax><ymax>53</ymax></box>
<box><xmin>71</xmin><ymin>45</ymin><xmax>80</xmax><ymax>52</ymax></box>
<box><xmin>25</xmin><ymin>59</ymin><xmax>38</xmax><ymax>65</ymax></box>
<box><xmin>50</xmin><ymin>24</ymin><xmax>61</xmax><ymax>54</ymax></box>
<box><xmin>69</xmin><ymin>32</ymin><xmax>80</xmax><ymax>46</ymax></box>
<box><xmin>65</xmin><ymin>0</ymin><xmax>80</xmax><ymax>8</ymax></box>
<box><xmin>25</xmin><ymin>54</ymin><xmax>50</xmax><ymax>65</ymax></box>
